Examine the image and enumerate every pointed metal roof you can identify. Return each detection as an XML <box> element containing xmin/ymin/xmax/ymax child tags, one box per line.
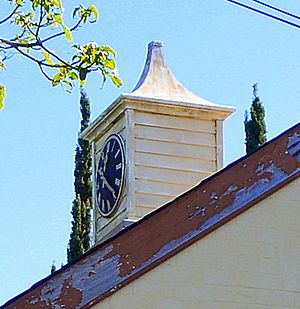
<box><xmin>127</xmin><ymin>41</ymin><xmax>233</xmax><ymax>110</ymax></box>
<box><xmin>82</xmin><ymin>41</ymin><xmax>235</xmax><ymax>141</ymax></box>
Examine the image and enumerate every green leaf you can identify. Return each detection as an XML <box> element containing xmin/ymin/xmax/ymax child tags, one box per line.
<box><xmin>41</xmin><ymin>51</ymin><xmax>55</xmax><ymax>66</ymax></box>
<box><xmin>53</xmin><ymin>0</ymin><xmax>62</xmax><ymax>9</ymax></box>
<box><xmin>62</xmin><ymin>80</ymin><xmax>73</xmax><ymax>88</ymax></box>
<box><xmin>54</xmin><ymin>13</ymin><xmax>63</xmax><ymax>25</ymax></box>
<box><xmin>0</xmin><ymin>59</ymin><xmax>5</xmax><ymax>71</ymax></box>
<box><xmin>104</xmin><ymin>59</ymin><xmax>115</xmax><ymax>70</ymax></box>
<box><xmin>110</xmin><ymin>75</ymin><xmax>122</xmax><ymax>87</ymax></box>
<box><xmin>69</xmin><ymin>72</ymin><xmax>78</xmax><ymax>80</ymax></box>
<box><xmin>100</xmin><ymin>45</ymin><xmax>116</xmax><ymax>57</ymax></box>
<box><xmin>52</xmin><ymin>72</ymin><xmax>62</xmax><ymax>86</ymax></box>
<box><xmin>80</xmin><ymin>79</ymin><xmax>86</xmax><ymax>87</ymax></box>
<box><xmin>87</xmin><ymin>5</ymin><xmax>99</xmax><ymax>20</ymax></box>
<box><xmin>0</xmin><ymin>84</ymin><xmax>6</xmax><ymax>110</ymax></box>
<box><xmin>63</xmin><ymin>25</ymin><xmax>73</xmax><ymax>42</ymax></box>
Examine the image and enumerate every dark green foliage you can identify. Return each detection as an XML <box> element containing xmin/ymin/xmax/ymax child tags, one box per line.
<box><xmin>244</xmin><ymin>83</ymin><xmax>267</xmax><ymax>154</ymax></box>
<box><xmin>67</xmin><ymin>89</ymin><xmax>92</xmax><ymax>263</ymax></box>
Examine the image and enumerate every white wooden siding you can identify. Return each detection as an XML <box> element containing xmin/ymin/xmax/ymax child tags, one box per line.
<box><xmin>135</xmin><ymin>165</ymin><xmax>210</xmax><ymax>186</ymax></box>
<box><xmin>93</xmin><ymin>108</ymin><xmax>222</xmax><ymax>240</ymax></box>
<box><xmin>135</xmin><ymin>139</ymin><xmax>215</xmax><ymax>160</ymax></box>
<box><xmin>94</xmin><ymin>115</ymin><xmax>126</xmax><ymax>154</ymax></box>
<box><xmin>135</xmin><ymin>124</ymin><xmax>215</xmax><ymax>146</ymax></box>
<box><xmin>131</xmin><ymin>111</ymin><xmax>217</xmax><ymax>218</ymax></box>
<box><xmin>135</xmin><ymin>178</ymin><xmax>192</xmax><ymax>197</ymax></box>
<box><xmin>135</xmin><ymin>152</ymin><xmax>215</xmax><ymax>173</ymax></box>
<box><xmin>134</xmin><ymin>112</ymin><xmax>215</xmax><ymax>133</ymax></box>
<box><xmin>135</xmin><ymin>192</ymin><xmax>175</xmax><ymax>209</ymax></box>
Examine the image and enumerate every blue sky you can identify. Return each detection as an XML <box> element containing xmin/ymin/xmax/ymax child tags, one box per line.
<box><xmin>1</xmin><ymin>0</ymin><xmax>299</xmax><ymax>304</ymax></box>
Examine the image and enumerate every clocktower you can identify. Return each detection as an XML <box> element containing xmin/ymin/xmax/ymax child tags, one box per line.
<box><xmin>82</xmin><ymin>41</ymin><xmax>235</xmax><ymax>244</ymax></box>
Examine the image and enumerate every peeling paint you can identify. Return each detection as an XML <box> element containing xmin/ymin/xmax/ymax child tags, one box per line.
<box><xmin>201</xmin><ymin>165</ymin><xmax>288</xmax><ymax>232</ymax></box>
<box><xmin>3</xmin><ymin>123</ymin><xmax>300</xmax><ymax>309</ymax></box>
<box><xmin>288</xmin><ymin>132</ymin><xmax>300</xmax><ymax>160</ymax></box>
<box><xmin>189</xmin><ymin>207</ymin><xmax>206</xmax><ymax>219</ymax></box>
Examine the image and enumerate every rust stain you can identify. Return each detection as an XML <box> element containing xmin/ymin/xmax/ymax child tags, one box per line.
<box><xmin>4</xmin><ymin>285</ymin><xmax>51</xmax><ymax>308</ymax></box>
<box><xmin>57</xmin><ymin>278</ymin><xmax>82</xmax><ymax>309</ymax></box>
<box><xmin>3</xmin><ymin>276</ymin><xmax>83</xmax><ymax>309</ymax></box>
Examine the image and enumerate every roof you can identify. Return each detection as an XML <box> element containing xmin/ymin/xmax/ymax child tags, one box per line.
<box><xmin>3</xmin><ymin>121</ymin><xmax>300</xmax><ymax>308</ymax></box>
<box><xmin>81</xmin><ymin>41</ymin><xmax>235</xmax><ymax>141</ymax></box>
<box><xmin>126</xmin><ymin>41</ymin><xmax>234</xmax><ymax>109</ymax></box>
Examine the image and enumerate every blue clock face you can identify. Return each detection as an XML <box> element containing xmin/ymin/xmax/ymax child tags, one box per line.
<box><xmin>96</xmin><ymin>134</ymin><xmax>125</xmax><ymax>217</ymax></box>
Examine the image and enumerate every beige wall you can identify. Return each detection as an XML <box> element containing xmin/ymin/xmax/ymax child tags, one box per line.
<box><xmin>93</xmin><ymin>103</ymin><xmax>224</xmax><ymax>243</ymax></box>
<box><xmin>130</xmin><ymin>110</ymin><xmax>218</xmax><ymax>219</ymax></box>
<box><xmin>94</xmin><ymin>176</ymin><xmax>300</xmax><ymax>309</ymax></box>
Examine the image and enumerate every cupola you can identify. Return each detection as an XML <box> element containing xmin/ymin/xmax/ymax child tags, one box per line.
<box><xmin>82</xmin><ymin>41</ymin><xmax>235</xmax><ymax>244</ymax></box>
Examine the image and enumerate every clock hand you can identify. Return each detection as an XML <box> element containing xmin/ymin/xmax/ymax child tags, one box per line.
<box><xmin>100</xmin><ymin>171</ymin><xmax>116</xmax><ymax>199</ymax></box>
<box><xmin>105</xmin><ymin>181</ymin><xmax>116</xmax><ymax>199</ymax></box>
<box><xmin>97</xmin><ymin>171</ymin><xmax>105</xmax><ymax>189</ymax></box>
<box><xmin>103</xmin><ymin>149</ymin><xmax>109</xmax><ymax>173</ymax></box>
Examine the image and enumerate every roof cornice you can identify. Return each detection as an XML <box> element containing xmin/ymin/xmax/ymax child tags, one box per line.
<box><xmin>81</xmin><ymin>93</ymin><xmax>235</xmax><ymax>142</ymax></box>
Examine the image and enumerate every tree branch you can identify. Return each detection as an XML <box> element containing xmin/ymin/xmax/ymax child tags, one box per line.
<box><xmin>15</xmin><ymin>46</ymin><xmax>64</xmax><ymax>68</ymax></box>
<box><xmin>0</xmin><ymin>5</ymin><xmax>20</xmax><ymax>25</ymax></box>
<box><xmin>26</xmin><ymin>25</ymin><xmax>37</xmax><ymax>38</ymax></box>
<box><xmin>40</xmin><ymin>44</ymin><xmax>75</xmax><ymax>69</ymax></box>
<box><xmin>42</xmin><ymin>17</ymin><xmax>84</xmax><ymax>44</ymax></box>
<box><xmin>0</xmin><ymin>38</ymin><xmax>40</xmax><ymax>48</ymax></box>
<box><xmin>36</xmin><ymin>0</ymin><xmax>45</xmax><ymax>38</ymax></box>
<box><xmin>0</xmin><ymin>44</ymin><xmax>14</xmax><ymax>50</ymax></box>
<box><xmin>38</xmin><ymin>63</ymin><xmax>54</xmax><ymax>82</ymax></box>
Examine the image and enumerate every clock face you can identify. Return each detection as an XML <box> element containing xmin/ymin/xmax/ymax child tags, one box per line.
<box><xmin>96</xmin><ymin>134</ymin><xmax>125</xmax><ymax>217</ymax></box>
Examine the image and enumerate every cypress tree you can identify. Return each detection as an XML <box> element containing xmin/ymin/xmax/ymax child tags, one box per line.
<box><xmin>244</xmin><ymin>83</ymin><xmax>267</xmax><ymax>154</ymax></box>
<box><xmin>67</xmin><ymin>89</ymin><xmax>92</xmax><ymax>263</ymax></box>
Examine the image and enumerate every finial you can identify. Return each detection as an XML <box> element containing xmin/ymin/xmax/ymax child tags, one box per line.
<box><xmin>132</xmin><ymin>41</ymin><xmax>166</xmax><ymax>92</ymax></box>
<box><xmin>252</xmin><ymin>83</ymin><xmax>259</xmax><ymax>99</ymax></box>
<box><xmin>148</xmin><ymin>41</ymin><xmax>163</xmax><ymax>48</ymax></box>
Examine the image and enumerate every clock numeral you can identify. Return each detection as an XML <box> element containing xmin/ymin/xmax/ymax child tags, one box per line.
<box><xmin>107</xmin><ymin>142</ymin><xmax>111</xmax><ymax>152</ymax></box>
<box><xmin>115</xmin><ymin>163</ymin><xmax>122</xmax><ymax>170</ymax></box>
<box><xmin>96</xmin><ymin>183</ymin><xmax>100</xmax><ymax>191</ymax></box>
<box><xmin>96</xmin><ymin>193</ymin><xmax>101</xmax><ymax>205</ymax></box>
<box><xmin>101</xmin><ymin>199</ymin><xmax>106</xmax><ymax>212</ymax></box>
<box><xmin>114</xmin><ymin>148</ymin><xmax>120</xmax><ymax>159</ymax></box>
<box><xmin>115</xmin><ymin>178</ymin><xmax>121</xmax><ymax>187</ymax></box>
<box><xmin>111</xmin><ymin>141</ymin><xmax>115</xmax><ymax>152</ymax></box>
<box><xmin>107</xmin><ymin>199</ymin><xmax>111</xmax><ymax>211</ymax></box>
